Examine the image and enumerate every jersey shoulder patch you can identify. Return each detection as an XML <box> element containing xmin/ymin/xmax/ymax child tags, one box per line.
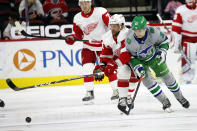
<box><xmin>149</xmin><ymin>27</ymin><xmax>155</xmax><ymax>33</ymax></box>
<box><xmin>126</xmin><ymin>38</ymin><xmax>132</xmax><ymax>44</ymax></box>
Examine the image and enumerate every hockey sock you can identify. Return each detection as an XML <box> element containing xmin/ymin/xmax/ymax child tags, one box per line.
<box><xmin>167</xmin><ymin>81</ymin><xmax>183</xmax><ymax>100</ymax></box>
<box><xmin>148</xmin><ymin>82</ymin><xmax>168</xmax><ymax>103</ymax></box>
<box><xmin>118</xmin><ymin>80</ymin><xmax>129</xmax><ymax>97</ymax></box>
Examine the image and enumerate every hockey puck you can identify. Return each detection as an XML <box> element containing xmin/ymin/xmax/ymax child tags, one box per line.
<box><xmin>0</xmin><ymin>100</ymin><xmax>5</xmax><ymax>107</ymax></box>
<box><xmin>25</xmin><ymin>117</ymin><xmax>31</xmax><ymax>123</ymax></box>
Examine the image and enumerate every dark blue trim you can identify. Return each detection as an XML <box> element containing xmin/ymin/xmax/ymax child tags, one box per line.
<box><xmin>158</xmin><ymin>36</ymin><xmax>168</xmax><ymax>46</ymax></box>
<box><xmin>134</xmin><ymin>30</ymin><xmax>148</xmax><ymax>44</ymax></box>
<box><xmin>148</xmin><ymin>82</ymin><xmax>157</xmax><ymax>89</ymax></box>
<box><xmin>155</xmin><ymin>90</ymin><xmax>162</xmax><ymax>97</ymax></box>
<box><xmin>167</xmin><ymin>81</ymin><xmax>176</xmax><ymax>87</ymax></box>
<box><xmin>171</xmin><ymin>88</ymin><xmax>180</xmax><ymax>93</ymax></box>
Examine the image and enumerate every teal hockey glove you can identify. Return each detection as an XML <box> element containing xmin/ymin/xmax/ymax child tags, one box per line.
<box><xmin>134</xmin><ymin>64</ymin><xmax>145</xmax><ymax>79</ymax></box>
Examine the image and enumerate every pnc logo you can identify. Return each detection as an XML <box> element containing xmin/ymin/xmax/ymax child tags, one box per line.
<box><xmin>13</xmin><ymin>49</ymin><xmax>36</xmax><ymax>71</ymax></box>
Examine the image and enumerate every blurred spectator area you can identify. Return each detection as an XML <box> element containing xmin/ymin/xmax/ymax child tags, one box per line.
<box><xmin>101</xmin><ymin>0</ymin><xmax>157</xmax><ymax>22</ymax></box>
<box><xmin>43</xmin><ymin>0</ymin><xmax>69</xmax><ymax>25</ymax></box>
<box><xmin>160</xmin><ymin>0</ymin><xmax>184</xmax><ymax>20</ymax></box>
<box><xmin>19</xmin><ymin>0</ymin><xmax>45</xmax><ymax>25</ymax></box>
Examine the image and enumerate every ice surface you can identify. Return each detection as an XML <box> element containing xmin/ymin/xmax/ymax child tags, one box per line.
<box><xmin>0</xmin><ymin>83</ymin><xmax>197</xmax><ymax>131</ymax></box>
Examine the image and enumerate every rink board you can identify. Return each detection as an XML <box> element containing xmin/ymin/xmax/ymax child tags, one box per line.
<box><xmin>0</xmin><ymin>39</ymin><xmax>108</xmax><ymax>89</ymax></box>
<box><xmin>1</xmin><ymin>22</ymin><xmax>197</xmax><ymax>89</ymax></box>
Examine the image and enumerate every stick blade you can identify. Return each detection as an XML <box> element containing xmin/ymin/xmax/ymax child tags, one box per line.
<box><xmin>21</xmin><ymin>30</ymin><xmax>30</xmax><ymax>37</ymax></box>
<box><xmin>6</xmin><ymin>79</ymin><xmax>20</xmax><ymax>91</ymax></box>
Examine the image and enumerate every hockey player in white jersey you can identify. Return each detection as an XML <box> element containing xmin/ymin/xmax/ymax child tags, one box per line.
<box><xmin>172</xmin><ymin>0</ymin><xmax>197</xmax><ymax>84</ymax></box>
<box><xmin>93</xmin><ymin>14</ymin><xmax>139</xmax><ymax>113</ymax></box>
<box><xmin>65</xmin><ymin>0</ymin><xmax>118</xmax><ymax>102</ymax></box>
<box><xmin>0</xmin><ymin>99</ymin><xmax>5</xmax><ymax>107</ymax></box>
<box><xmin>125</xmin><ymin>16</ymin><xmax>190</xmax><ymax>112</ymax></box>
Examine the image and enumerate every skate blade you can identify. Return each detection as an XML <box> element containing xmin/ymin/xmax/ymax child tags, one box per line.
<box><xmin>118</xmin><ymin>107</ymin><xmax>129</xmax><ymax>115</ymax></box>
<box><xmin>111</xmin><ymin>96</ymin><xmax>119</xmax><ymax>101</ymax></box>
<box><xmin>83</xmin><ymin>100</ymin><xmax>94</xmax><ymax>105</ymax></box>
<box><xmin>164</xmin><ymin>108</ymin><xmax>173</xmax><ymax>113</ymax></box>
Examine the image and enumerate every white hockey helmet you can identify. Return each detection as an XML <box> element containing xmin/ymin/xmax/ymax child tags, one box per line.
<box><xmin>78</xmin><ymin>0</ymin><xmax>92</xmax><ymax>6</ymax></box>
<box><xmin>109</xmin><ymin>14</ymin><xmax>125</xmax><ymax>26</ymax></box>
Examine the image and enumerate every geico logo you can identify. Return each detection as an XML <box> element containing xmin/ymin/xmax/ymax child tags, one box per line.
<box><xmin>11</xmin><ymin>24</ymin><xmax>73</xmax><ymax>39</ymax></box>
<box><xmin>13</xmin><ymin>49</ymin><xmax>36</xmax><ymax>71</ymax></box>
<box><xmin>41</xmin><ymin>49</ymin><xmax>82</xmax><ymax>68</ymax></box>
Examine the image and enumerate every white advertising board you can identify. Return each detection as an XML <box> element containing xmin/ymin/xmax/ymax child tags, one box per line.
<box><xmin>0</xmin><ymin>40</ymin><xmax>84</xmax><ymax>79</ymax></box>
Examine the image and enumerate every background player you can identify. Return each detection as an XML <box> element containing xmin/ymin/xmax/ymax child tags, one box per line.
<box><xmin>93</xmin><ymin>14</ymin><xmax>138</xmax><ymax>112</ymax></box>
<box><xmin>125</xmin><ymin>16</ymin><xmax>190</xmax><ymax>112</ymax></box>
<box><xmin>172</xmin><ymin>0</ymin><xmax>197</xmax><ymax>84</ymax></box>
<box><xmin>65</xmin><ymin>0</ymin><xmax>118</xmax><ymax>102</ymax></box>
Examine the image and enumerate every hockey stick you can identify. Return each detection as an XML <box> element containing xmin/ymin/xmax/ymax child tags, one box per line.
<box><xmin>156</xmin><ymin>14</ymin><xmax>171</xmax><ymax>33</ymax></box>
<box><xmin>14</xmin><ymin>21</ymin><xmax>96</xmax><ymax>43</ymax></box>
<box><xmin>126</xmin><ymin>76</ymin><xmax>143</xmax><ymax>115</ymax></box>
<box><xmin>156</xmin><ymin>13</ymin><xmax>174</xmax><ymax>47</ymax></box>
<box><xmin>178</xmin><ymin>45</ymin><xmax>191</xmax><ymax>65</ymax></box>
<box><xmin>6</xmin><ymin>74</ymin><xmax>94</xmax><ymax>91</ymax></box>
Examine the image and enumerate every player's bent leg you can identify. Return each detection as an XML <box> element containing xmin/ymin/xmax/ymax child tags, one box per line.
<box><xmin>117</xmin><ymin>80</ymin><xmax>129</xmax><ymax>114</ymax></box>
<box><xmin>81</xmin><ymin>49</ymin><xmax>98</xmax><ymax>102</ymax></box>
<box><xmin>142</xmin><ymin>70</ymin><xmax>172</xmax><ymax>111</ymax></box>
<box><xmin>181</xmin><ymin>42</ymin><xmax>196</xmax><ymax>84</ymax></box>
<box><xmin>161</xmin><ymin>72</ymin><xmax>190</xmax><ymax>108</ymax></box>
<box><xmin>0</xmin><ymin>99</ymin><xmax>5</xmax><ymax>108</ymax></box>
<box><xmin>82</xmin><ymin>63</ymin><xmax>95</xmax><ymax>102</ymax></box>
<box><xmin>108</xmin><ymin>73</ymin><xmax>118</xmax><ymax>100</ymax></box>
<box><xmin>117</xmin><ymin>65</ymin><xmax>133</xmax><ymax>113</ymax></box>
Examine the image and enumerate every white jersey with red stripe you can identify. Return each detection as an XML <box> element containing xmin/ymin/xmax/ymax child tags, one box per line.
<box><xmin>100</xmin><ymin>27</ymin><xmax>131</xmax><ymax>66</ymax></box>
<box><xmin>100</xmin><ymin>27</ymin><xmax>138</xmax><ymax>86</ymax></box>
<box><xmin>73</xmin><ymin>7</ymin><xmax>110</xmax><ymax>51</ymax></box>
<box><xmin>172</xmin><ymin>4</ymin><xmax>197</xmax><ymax>44</ymax></box>
<box><xmin>172</xmin><ymin>4</ymin><xmax>197</xmax><ymax>83</ymax></box>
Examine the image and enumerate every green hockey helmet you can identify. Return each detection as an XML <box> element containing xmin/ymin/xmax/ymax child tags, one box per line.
<box><xmin>131</xmin><ymin>16</ymin><xmax>147</xmax><ymax>30</ymax></box>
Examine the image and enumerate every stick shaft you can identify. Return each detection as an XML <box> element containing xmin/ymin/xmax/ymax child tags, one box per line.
<box><xmin>127</xmin><ymin>76</ymin><xmax>143</xmax><ymax>115</ymax></box>
<box><xmin>6</xmin><ymin>74</ymin><xmax>94</xmax><ymax>91</ymax></box>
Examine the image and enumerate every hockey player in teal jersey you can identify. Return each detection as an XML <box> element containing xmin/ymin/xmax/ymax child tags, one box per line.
<box><xmin>125</xmin><ymin>16</ymin><xmax>190</xmax><ymax>111</ymax></box>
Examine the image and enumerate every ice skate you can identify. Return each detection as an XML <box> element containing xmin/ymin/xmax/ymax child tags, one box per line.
<box><xmin>82</xmin><ymin>90</ymin><xmax>94</xmax><ymax>104</ymax></box>
<box><xmin>117</xmin><ymin>97</ymin><xmax>129</xmax><ymax>115</ymax></box>
<box><xmin>0</xmin><ymin>99</ymin><xmax>5</xmax><ymax>108</ymax></box>
<box><xmin>177</xmin><ymin>97</ymin><xmax>190</xmax><ymax>108</ymax></box>
<box><xmin>162</xmin><ymin>98</ymin><xmax>172</xmax><ymax>113</ymax></box>
<box><xmin>111</xmin><ymin>89</ymin><xmax>119</xmax><ymax>100</ymax></box>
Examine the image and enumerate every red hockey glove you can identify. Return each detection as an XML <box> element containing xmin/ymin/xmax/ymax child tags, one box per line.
<box><xmin>65</xmin><ymin>34</ymin><xmax>76</xmax><ymax>45</ymax></box>
<box><xmin>93</xmin><ymin>65</ymin><xmax>105</xmax><ymax>81</ymax></box>
<box><xmin>104</xmin><ymin>60</ymin><xmax>118</xmax><ymax>77</ymax></box>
